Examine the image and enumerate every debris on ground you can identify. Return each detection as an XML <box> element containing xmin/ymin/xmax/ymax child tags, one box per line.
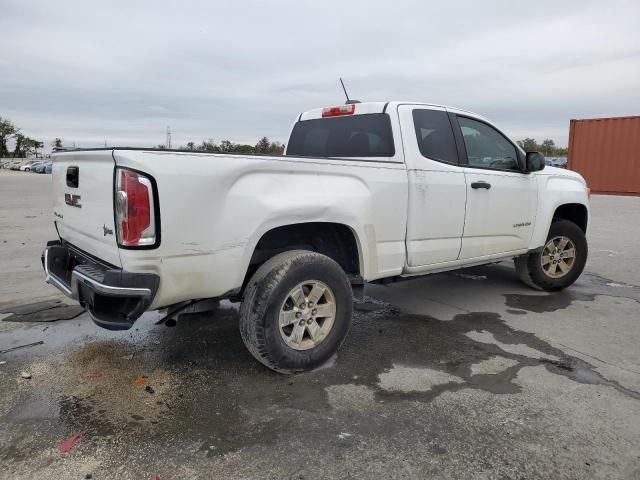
<box><xmin>145</xmin><ymin>385</ymin><xmax>155</xmax><ymax>394</ymax></box>
<box><xmin>57</xmin><ymin>432</ymin><xmax>84</xmax><ymax>454</ymax></box>
<box><xmin>540</xmin><ymin>357</ymin><xmax>574</xmax><ymax>371</ymax></box>
<box><xmin>86</xmin><ymin>372</ymin><xmax>101</xmax><ymax>380</ymax></box>
<box><xmin>606</xmin><ymin>282</ymin><xmax>634</xmax><ymax>288</ymax></box>
<box><xmin>0</xmin><ymin>300</ymin><xmax>62</xmax><ymax>315</ymax></box>
<box><xmin>453</xmin><ymin>273</ymin><xmax>487</xmax><ymax>280</ymax></box>
<box><xmin>0</xmin><ymin>300</ymin><xmax>84</xmax><ymax>323</ymax></box>
<box><xmin>0</xmin><ymin>340</ymin><xmax>44</xmax><ymax>354</ymax></box>
<box><xmin>20</xmin><ymin>371</ymin><xmax>32</xmax><ymax>379</ymax></box>
<box><xmin>132</xmin><ymin>377</ymin><xmax>148</xmax><ymax>388</ymax></box>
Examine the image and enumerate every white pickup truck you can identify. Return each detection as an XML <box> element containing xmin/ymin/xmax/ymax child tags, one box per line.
<box><xmin>43</xmin><ymin>101</ymin><xmax>590</xmax><ymax>372</ymax></box>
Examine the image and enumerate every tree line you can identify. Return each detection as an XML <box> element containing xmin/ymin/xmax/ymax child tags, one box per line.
<box><xmin>2</xmin><ymin>113</ymin><xmax>286</xmax><ymax>158</ymax></box>
<box><xmin>516</xmin><ymin>138</ymin><xmax>568</xmax><ymax>157</ymax></box>
<box><xmin>0</xmin><ymin>116</ymin><xmax>45</xmax><ymax>158</ymax></box>
<box><xmin>161</xmin><ymin>137</ymin><xmax>285</xmax><ymax>155</ymax></box>
<box><xmin>5</xmin><ymin>111</ymin><xmax>567</xmax><ymax>159</ymax></box>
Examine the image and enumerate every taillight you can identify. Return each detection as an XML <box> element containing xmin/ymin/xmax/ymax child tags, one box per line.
<box><xmin>321</xmin><ymin>104</ymin><xmax>356</xmax><ymax>117</ymax></box>
<box><xmin>115</xmin><ymin>168</ymin><xmax>156</xmax><ymax>247</ymax></box>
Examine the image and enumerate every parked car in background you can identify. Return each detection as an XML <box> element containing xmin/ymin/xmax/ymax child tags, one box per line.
<box><xmin>546</xmin><ymin>157</ymin><xmax>567</xmax><ymax>168</ymax></box>
<box><xmin>35</xmin><ymin>162</ymin><xmax>51</xmax><ymax>173</ymax></box>
<box><xmin>19</xmin><ymin>161</ymin><xmax>40</xmax><ymax>172</ymax></box>
<box><xmin>45</xmin><ymin>163</ymin><xmax>52</xmax><ymax>174</ymax></box>
<box><xmin>30</xmin><ymin>162</ymin><xmax>45</xmax><ymax>172</ymax></box>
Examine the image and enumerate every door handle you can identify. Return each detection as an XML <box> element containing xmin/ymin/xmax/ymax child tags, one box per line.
<box><xmin>471</xmin><ymin>181</ymin><xmax>491</xmax><ymax>190</ymax></box>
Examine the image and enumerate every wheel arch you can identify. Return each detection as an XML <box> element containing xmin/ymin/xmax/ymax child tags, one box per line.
<box><xmin>553</xmin><ymin>203</ymin><xmax>588</xmax><ymax>233</ymax></box>
<box><xmin>240</xmin><ymin>221</ymin><xmax>365</xmax><ymax>292</ymax></box>
<box><xmin>529</xmin><ymin>198</ymin><xmax>589</xmax><ymax>250</ymax></box>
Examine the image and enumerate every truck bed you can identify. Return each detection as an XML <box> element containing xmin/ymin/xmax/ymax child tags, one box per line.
<box><xmin>51</xmin><ymin>148</ymin><xmax>408</xmax><ymax>310</ymax></box>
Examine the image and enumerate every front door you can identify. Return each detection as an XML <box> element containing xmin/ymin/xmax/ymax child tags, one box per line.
<box><xmin>452</xmin><ymin>115</ymin><xmax>538</xmax><ymax>259</ymax></box>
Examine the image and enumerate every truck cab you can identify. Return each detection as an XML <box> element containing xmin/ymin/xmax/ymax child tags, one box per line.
<box><xmin>287</xmin><ymin>101</ymin><xmax>587</xmax><ymax>272</ymax></box>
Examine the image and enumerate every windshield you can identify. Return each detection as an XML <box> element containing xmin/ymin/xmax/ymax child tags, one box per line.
<box><xmin>286</xmin><ymin>113</ymin><xmax>395</xmax><ymax>158</ymax></box>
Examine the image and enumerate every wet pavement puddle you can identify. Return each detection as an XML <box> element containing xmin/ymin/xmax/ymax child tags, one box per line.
<box><xmin>504</xmin><ymin>271</ymin><xmax>640</xmax><ymax>313</ymax></box>
<box><xmin>1</xmin><ymin>268</ymin><xmax>639</xmax><ymax>466</ymax></box>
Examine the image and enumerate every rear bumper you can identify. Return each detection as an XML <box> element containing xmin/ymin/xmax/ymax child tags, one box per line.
<box><xmin>42</xmin><ymin>241</ymin><xmax>160</xmax><ymax>330</ymax></box>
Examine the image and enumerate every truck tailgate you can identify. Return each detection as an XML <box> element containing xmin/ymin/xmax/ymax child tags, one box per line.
<box><xmin>52</xmin><ymin>150</ymin><xmax>121</xmax><ymax>267</ymax></box>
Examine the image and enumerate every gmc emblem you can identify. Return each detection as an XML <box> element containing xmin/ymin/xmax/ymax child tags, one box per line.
<box><xmin>64</xmin><ymin>193</ymin><xmax>82</xmax><ymax>208</ymax></box>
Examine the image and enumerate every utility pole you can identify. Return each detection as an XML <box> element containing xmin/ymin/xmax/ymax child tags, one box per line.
<box><xmin>166</xmin><ymin>126</ymin><xmax>172</xmax><ymax>149</ymax></box>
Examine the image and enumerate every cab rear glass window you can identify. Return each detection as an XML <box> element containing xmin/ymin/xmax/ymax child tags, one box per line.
<box><xmin>286</xmin><ymin>114</ymin><xmax>395</xmax><ymax>158</ymax></box>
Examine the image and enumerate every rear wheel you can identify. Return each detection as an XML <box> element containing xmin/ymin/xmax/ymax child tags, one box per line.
<box><xmin>515</xmin><ymin>220</ymin><xmax>587</xmax><ymax>291</ymax></box>
<box><xmin>239</xmin><ymin>250</ymin><xmax>352</xmax><ymax>373</ymax></box>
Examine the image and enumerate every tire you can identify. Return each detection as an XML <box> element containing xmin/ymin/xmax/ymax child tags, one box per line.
<box><xmin>514</xmin><ymin>256</ymin><xmax>538</xmax><ymax>289</ymax></box>
<box><xmin>515</xmin><ymin>220</ymin><xmax>587</xmax><ymax>291</ymax></box>
<box><xmin>239</xmin><ymin>250</ymin><xmax>353</xmax><ymax>373</ymax></box>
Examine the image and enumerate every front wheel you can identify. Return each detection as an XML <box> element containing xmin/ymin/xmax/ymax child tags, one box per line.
<box><xmin>239</xmin><ymin>250</ymin><xmax>353</xmax><ymax>373</ymax></box>
<box><xmin>515</xmin><ymin>220</ymin><xmax>588</xmax><ymax>291</ymax></box>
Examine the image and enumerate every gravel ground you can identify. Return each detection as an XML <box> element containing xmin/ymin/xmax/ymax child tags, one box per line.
<box><xmin>0</xmin><ymin>169</ymin><xmax>639</xmax><ymax>479</ymax></box>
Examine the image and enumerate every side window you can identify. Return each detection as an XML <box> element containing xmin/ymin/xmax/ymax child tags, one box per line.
<box><xmin>457</xmin><ymin>117</ymin><xmax>519</xmax><ymax>171</ymax></box>
<box><xmin>412</xmin><ymin>109</ymin><xmax>458</xmax><ymax>164</ymax></box>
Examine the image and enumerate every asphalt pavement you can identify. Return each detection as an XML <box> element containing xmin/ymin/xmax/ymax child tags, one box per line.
<box><xmin>1</xmin><ymin>170</ymin><xmax>639</xmax><ymax>479</ymax></box>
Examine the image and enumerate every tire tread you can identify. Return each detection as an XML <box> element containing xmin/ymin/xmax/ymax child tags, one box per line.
<box><xmin>239</xmin><ymin>250</ymin><xmax>351</xmax><ymax>373</ymax></box>
<box><xmin>514</xmin><ymin>219</ymin><xmax>587</xmax><ymax>292</ymax></box>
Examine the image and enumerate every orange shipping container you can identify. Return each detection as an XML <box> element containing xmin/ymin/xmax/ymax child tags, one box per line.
<box><xmin>568</xmin><ymin>116</ymin><xmax>640</xmax><ymax>196</ymax></box>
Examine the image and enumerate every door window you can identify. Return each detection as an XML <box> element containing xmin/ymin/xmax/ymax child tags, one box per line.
<box><xmin>412</xmin><ymin>109</ymin><xmax>458</xmax><ymax>164</ymax></box>
<box><xmin>458</xmin><ymin>117</ymin><xmax>519</xmax><ymax>171</ymax></box>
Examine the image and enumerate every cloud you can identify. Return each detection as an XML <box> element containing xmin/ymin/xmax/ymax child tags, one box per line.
<box><xmin>1</xmin><ymin>0</ymin><xmax>639</xmax><ymax>151</ymax></box>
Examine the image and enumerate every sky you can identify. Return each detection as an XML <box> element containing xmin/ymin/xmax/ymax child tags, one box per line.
<box><xmin>1</xmin><ymin>0</ymin><xmax>639</xmax><ymax>152</ymax></box>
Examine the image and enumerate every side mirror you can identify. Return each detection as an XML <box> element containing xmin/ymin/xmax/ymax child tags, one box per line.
<box><xmin>526</xmin><ymin>152</ymin><xmax>546</xmax><ymax>172</ymax></box>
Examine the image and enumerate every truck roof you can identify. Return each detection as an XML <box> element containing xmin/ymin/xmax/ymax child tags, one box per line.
<box><xmin>299</xmin><ymin>101</ymin><xmax>486</xmax><ymax>122</ymax></box>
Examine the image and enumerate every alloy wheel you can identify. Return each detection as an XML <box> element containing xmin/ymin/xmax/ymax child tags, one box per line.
<box><xmin>279</xmin><ymin>280</ymin><xmax>336</xmax><ymax>351</ymax></box>
<box><xmin>541</xmin><ymin>236</ymin><xmax>576</xmax><ymax>279</ymax></box>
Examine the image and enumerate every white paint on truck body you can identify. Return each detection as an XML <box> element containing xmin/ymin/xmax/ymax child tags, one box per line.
<box><xmin>49</xmin><ymin>101</ymin><xmax>590</xmax><ymax>311</ymax></box>
<box><xmin>51</xmin><ymin>151</ymin><xmax>122</xmax><ymax>267</ymax></box>
<box><xmin>113</xmin><ymin>149</ymin><xmax>408</xmax><ymax>308</ymax></box>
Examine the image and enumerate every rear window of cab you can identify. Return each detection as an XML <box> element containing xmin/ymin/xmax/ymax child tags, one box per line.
<box><xmin>286</xmin><ymin>114</ymin><xmax>395</xmax><ymax>158</ymax></box>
